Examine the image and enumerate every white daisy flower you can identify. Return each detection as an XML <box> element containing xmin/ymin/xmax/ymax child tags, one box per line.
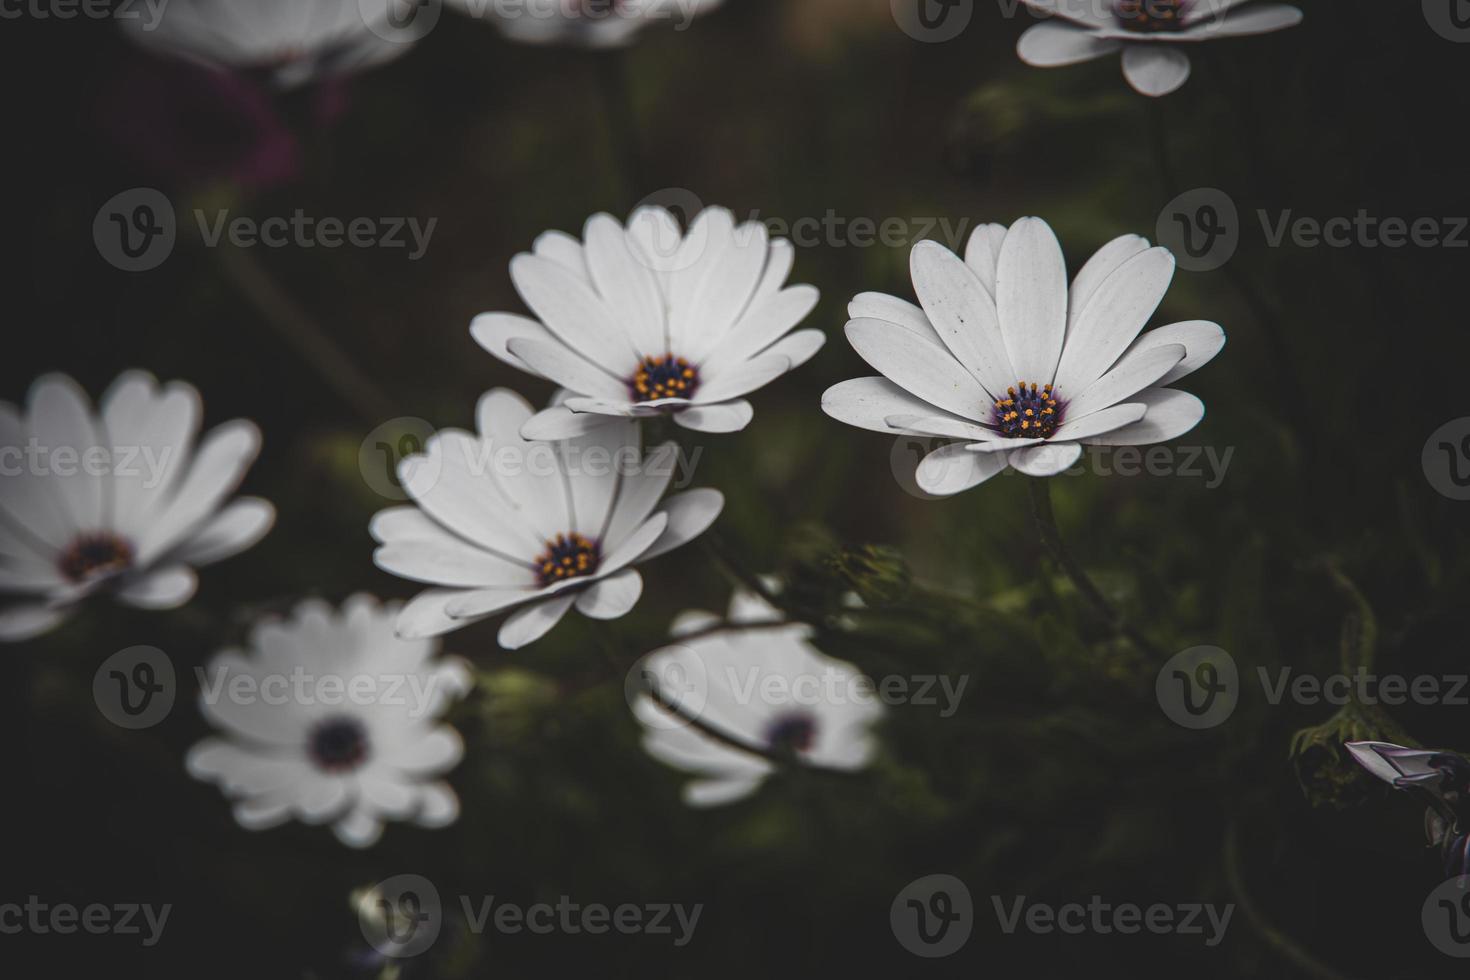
<box><xmin>450</xmin><ymin>0</ymin><xmax>726</xmax><ymax>49</ymax></box>
<box><xmin>632</xmin><ymin>589</ymin><xmax>884</xmax><ymax>807</ymax></box>
<box><xmin>0</xmin><ymin>371</ymin><xmax>273</xmax><ymax>642</ymax></box>
<box><xmin>371</xmin><ymin>388</ymin><xmax>725</xmax><ymax>648</ymax></box>
<box><xmin>187</xmin><ymin>594</ymin><xmax>472</xmax><ymax>848</ymax></box>
<box><xmin>1016</xmin><ymin>0</ymin><xmax>1303</xmax><ymax>97</ymax></box>
<box><xmin>121</xmin><ymin>0</ymin><xmax>418</xmax><ymax>89</ymax></box>
<box><xmin>471</xmin><ymin>206</ymin><xmax>824</xmax><ymax>440</ymax></box>
<box><xmin>822</xmin><ymin>217</ymin><xmax>1225</xmax><ymax>496</ymax></box>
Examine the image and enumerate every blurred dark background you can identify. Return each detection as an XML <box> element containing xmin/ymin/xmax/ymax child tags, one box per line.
<box><xmin>4</xmin><ymin>0</ymin><xmax>1470</xmax><ymax>975</ymax></box>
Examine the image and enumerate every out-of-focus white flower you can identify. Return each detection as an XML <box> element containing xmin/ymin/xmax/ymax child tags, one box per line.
<box><xmin>633</xmin><ymin>589</ymin><xmax>884</xmax><ymax>806</ymax></box>
<box><xmin>1016</xmin><ymin>0</ymin><xmax>1302</xmax><ymax>97</ymax></box>
<box><xmin>0</xmin><ymin>371</ymin><xmax>273</xmax><ymax>641</ymax></box>
<box><xmin>451</xmin><ymin>0</ymin><xmax>726</xmax><ymax>49</ymax></box>
<box><xmin>120</xmin><ymin>0</ymin><xmax>420</xmax><ymax>89</ymax></box>
<box><xmin>187</xmin><ymin>594</ymin><xmax>472</xmax><ymax>848</ymax></box>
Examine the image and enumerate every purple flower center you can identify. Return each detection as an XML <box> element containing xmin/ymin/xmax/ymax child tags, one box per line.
<box><xmin>991</xmin><ymin>382</ymin><xmax>1063</xmax><ymax>439</ymax></box>
<box><xmin>58</xmin><ymin>532</ymin><xmax>134</xmax><ymax>583</ymax></box>
<box><xmin>631</xmin><ymin>354</ymin><xmax>699</xmax><ymax>403</ymax></box>
<box><xmin>1114</xmin><ymin>0</ymin><xmax>1191</xmax><ymax>32</ymax></box>
<box><xmin>535</xmin><ymin>533</ymin><xmax>602</xmax><ymax>587</ymax></box>
<box><xmin>308</xmin><ymin>716</ymin><xmax>370</xmax><ymax>772</ymax></box>
<box><xmin>765</xmin><ymin>713</ymin><xmax>817</xmax><ymax>755</ymax></box>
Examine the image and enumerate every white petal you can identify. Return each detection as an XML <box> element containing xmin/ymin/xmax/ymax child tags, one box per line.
<box><xmin>1064</xmin><ymin>343</ymin><xmax>1185</xmax><ymax>419</ymax></box>
<box><xmin>673</xmin><ymin>400</ymin><xmax>754</xmax><ymax>433</ymax></box>
<box><xmin>28</xmin><ymin>374</ymin><xmax>104</xmax><ymax>532</ymax></box>
<box><xmin>1053</xmin><ymin>247</ymin><xmax>1176</xmax><ymax>395</ymax></box>
<box><xmin>883</xmin><ymin>415</ymin><xmax>992</xmax><ymax>442</ymax></box>
<box><xmin>0</xmin><ymin>602</ymin><xmax>68</xmax><ymax>641</ymax></box>
<box><xmin>845</xmin><ymin>318</ymin><xmax>989</xmax><ymax>422</ymax></box>
<box><xmin>380</xmin><ymin>727</ymin><xmax>464</xmax><ymax>773</ymax></box>
<box><xmin>680</xmin><ymin>220</ymin><xmax>770</xmax><ymax>361</ymax></box>
<box><xmin>1017</xmin><ymin>21</ymin><xmax>1121</xmax><ymax>66</ymax></box>
<box><xmin>1069</xmin><ymin>235</ymin><xmax>1152</xmax><ymax>336</ymax></box>
<box><xmin>400</xmin><ymin>430</ymin><xmax>550</xmax><ymax>559</ymax></box>
<box><xmin>469</xmin><ymin>312</ymin><xmax>558</xmax><ymax>376</ymax></box>
<box><xmin>396</xmin><ymin>588</ymin><xmax>484</xmax><ymax>639</ymax></box>
<box><xmin>700</xmin><ymin>285</ymin><xmax>819</xmax><ymax>371</ymax></box>
<box><xmin>1009</xmin><ymin>442</ymin><xmax>1083</xmax><ymax>476</ymax></box>
<box><xmin>575</xmin><ymin>568</ymin><xmax>643</xmax><ymax>620</ymax></box>
<box><xmin>909</xmin><ymin>241</ymin><xmax>1016</xmax><ymax>400</ymax></box>
<box><xmin>497</xmin><ymin>593</ymin><xmax>576</xmax><ymax>650</ymax></box>
<box><xmin>640</xmin><ymin>489</ymin><xmax>724</xmax><ymax>561</ymax></box>
<box><xmin>445</xmin><ymin>586</ymin><xmax>537</xmax><ymax>620</ymax></box>
<box><xmin>1121</xmin><ymin>45</ymin><xmax>1192</xmax><ymax>97</ymax></box>
<box><xmin>520</xmin><ymin>405</ymin><xmax>622</xmax><ymax>441</ymax></box>
<box><xmin>694</xmin><ymin>352</ymin><xmax>791</xmax><ymax>405</ymax></box>
<box><xmin>750</xmin><ymin>238</ymin><xmax>795</xmax><ymax>306</ymax></box>
<box><xmin>135</xmin><ymin>420</ymin><xmax>262</xmax><ymax>564</ymax></box>
<box><xmin>584</xmin><ymin>212</ymin><xmax>666</xmax><ymax>357</ymax></box>
<box><xmin>1052</xmin><ymin>402</ymin><xmax>1148</xmax><ymax>442</ymax></box>
<box><xmin>1081</xmin><ymin>388</ymin><xmax>1205</xmax><ymax>445</ymax></box>
<box><xmin>168</xmin><ymin>497</ymin><xmax>274</xmax><ymax>566</ymax></box>
<box><xmin>102</xmin><ymin>371</ymin><xmax>202</xmax><ymax>544</ymax></box>
<box><xmin>601</xmin><ymin>512</ymin><xmax>671</xmax><ymax>571</ymax></box>
<box><xmin>415</xmin><ymin>782</ymin><xmax>460</xmax><ymax>827</ymax></box>
<box><xmin>668</xmin><ymin>208</ymin><xmax>735</xmax><ymax>350</ymax></box>
<box><xmin>962</xmin><ymin>222</ymin><xmax>1009</xmax><ymax>294</ymax></box>
<box><xmin>758</xmin><ymin>328</ymin><xmax>826</xmax><ymax>371</ymax></box>
<box><xmin>332</xmin><ymin>807</ymin><xmax>384</xmax><ymax>848</ymax></box>
<box><xmin>600</xmin><ymin>442</ymin><xmax>674</xmax><ymax>548</ymax></box>
<box><xmin>376</xmin><ymin>538</ymin><xmax>534</xmax><ymax>589</ymax></box>
<box><xmin>995</xmin><ymin>217</ymin><xmax>1068</xmax><ymax>383</ymax></box>
<box><xmin>505</xmin><ymin>337</ymin><xmax>629</xmax><ymax>401</ymax></box>
<box><xmin>847</xmin><ymin>292</ymin><xmax>943</xmax><ymax>347</ymax></box>
<box><xmin>684</xmin><ymin>776</ymin><xmax>765</xmax><ymax>807</ymax></box>
<box><xmin>1122</xmin><ymin>320</ymin><xmax>1226</xmax><ymax>385</ymax></box>
<box><xmin>510</xmin><ymin>253</ymin><xmax>639</xmax><ymax>370</ymax></box>
<box><xmin>115</xmin><ymin>565</ymin><xmax>197</xmax><ymax>609</ymax></box>
<box><xmin>532</xmin><ymin>229</ymin><xmax>590</xmax><ymax>281</ymax></box>
<box><xmin>916</xmin><ymin>444</ymin><xmax>1008</xmax><ymax>496</ymax></box>
<box><xmin>821</xmin><ymin>377</ymin><xmax>969</xmax><ymax>435</ymax></box>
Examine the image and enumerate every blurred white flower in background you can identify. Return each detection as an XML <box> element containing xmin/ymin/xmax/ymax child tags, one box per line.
<box><xmin>0</xmin><ymin>371</ymin><xmax>273</xmax><ymax>641</ymax></box>
<box><xmin>120</xmin><ymin>0</ymin><xmax>421</xmax><ymax>88</ymax></box>
<box><xmin>450</xmin><ymin>0</ymin><xmax>726</xmax><ymax>49</ymax></box>
<box><xmin>633</xmin><ymin>588</ymin><xmax>884</xmax><ymax>807</ymax></box>
<box><xmin>372</xmin><ymin>388</ymin><xmax>724</xmax><ymax>648</ymax></box>
<box><xmin>823</xmin><ymin>218</ymin><xmax>1225</xmax><ymax>496</ymax></box>
<box><xmin>187</xmin><ymin>594</ymin><xmax>472</xmax><ymax>848</ymax></box>
<box><xmin>473</xmin><ymin>206</ymin><xmax>823</xmax><ymax>439</ymax></box>
<box><xmin>1016</xmin><ymin>0</ymin><xmax>1303</xmax><ymax>97</ymax></box>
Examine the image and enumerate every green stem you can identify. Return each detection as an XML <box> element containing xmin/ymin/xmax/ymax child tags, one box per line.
<box><xmin>1028</xmin><ymin>478</ymin><xmax>1163</xmax><ymax>660</ymax></box>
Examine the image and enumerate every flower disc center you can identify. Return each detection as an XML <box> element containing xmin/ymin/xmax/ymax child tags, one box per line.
<box><xmin>992</xmin><ymin>382</ymin><xmax>1063</xmax><ymax>439</ymax></box>
<box><xmin>1114</xmin><ymin>0</ymin><xmax>1190</xmax><ymax>32</ymax></box>
<box><xmin>58</xmin><ymin>532</ymin><xmax>135</xmax><ymax>583</ymax></box>
<box><xmin>308</xmin><ymin>716</ymin><xmax>370</xmax><ymax>772</ymax></box>
<box><xmin>535</xmin><ymin>532</ymin><xmax>601</xmax><ymax>587</ymax></box>
<box><xmin>765</xmin><ymin>712</ymin><xmax>818</xmax><ymax>755</ymax></box>
<box><xmin>630</xmin><ymin>354</ymin><xmax>699</xmax><ymax>403</ymax></box>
